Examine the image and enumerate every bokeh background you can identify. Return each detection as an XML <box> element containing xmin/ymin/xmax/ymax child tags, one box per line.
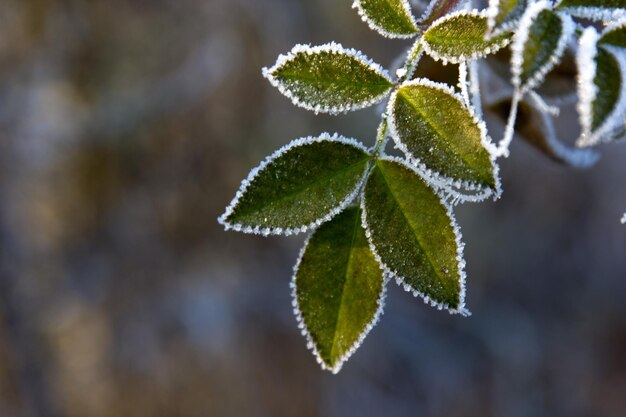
<box><xmin>0</xmin><ymin>1</ymin><xmax>625</xmax><ymax>416</ymax></box>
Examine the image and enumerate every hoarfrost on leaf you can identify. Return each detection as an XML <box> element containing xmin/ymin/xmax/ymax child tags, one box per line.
<box><xmin>510</xmin><ymin>2</ymin><xmax>575</xmax><ymax>93</ymax></box>
<box><xmin>219</xmin><ymin>133</ymin><xmax>372</xmax><ymax>235</ymax></box>
<box><xmin>352</xmin><ymin>0</ymin><xmax>419</xmax><ymax>38</ymax></box>
<box><xmin>421</xmin><ymin>10</ymin><xmax>512</xmax><ymax>64</ymax></box>
<box><xmin>293</xmin><ymin>206</ymin><xmax>385</xmax><ymax>373</ymax></box>
<box><xmin>263</xmin><ymin>42</ymin><xmax>394</xmax><ymax>115</ymax></box>
<box><xmin>388</xmin><ymin>78</ymin><xmax>500</xmax><ymax>199</ymax></box>
<box><xmin>362</xmin><ymin>158</ymin><xmax>469</xmax><ymax>314</ymax></box>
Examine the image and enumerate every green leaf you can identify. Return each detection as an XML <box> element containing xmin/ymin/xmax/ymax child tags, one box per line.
<box><xmin>487</xmin><ymin>0</ymin><xmax>529</xmax><ymax>33</ymax></box>
<box><xmin>556</xmin><ymin>0</ymin><xmax>626</xmax><ymax>21</ymax></box>
<box><xmin>353</xmin><ymin>0</ymin><xmax>419</xmax><ymax>38</ymax></box>
<box><xmin>363</xmin><ymin>158</ymin><xmax>467</xmax><ymax>313</ymax></box>
<box><xmin>576</xmin><ymin>28</ymin><xmax>626</xmax><ymax>147</ymax></box>
<box><xmin>421</xmin><ymin>10</ymin><xmax>511</xmax><ymax>63</ymax></box>
<box><xmin>388</xmin><ymin>79</ymin><xmax>499</xmax><ymax>199</ymax></box>
<box><xmin>219</xmin><ymin>134</ymin><xmax>371</xmax><ymax>235</ymax></box>
<box><xmin>294</xmin><ymin>206</ymin><xmax>385</xmax><ymax>373</ymax></box>
<box><xmin>511</xmin><ymin>6</ymin><xmax>575</xmax><ymax>92</ymax></box>
<box><xmin>599</xmin><ymin>21</ymin><xmax>626</xmax><ymax>49</ymax></box>
<box><xmin>263</xmin><ymin>43</ymin><xmax>394</xmax><ymax>115</ymax></box>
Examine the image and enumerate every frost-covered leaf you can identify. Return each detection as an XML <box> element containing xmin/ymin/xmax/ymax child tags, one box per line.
<box><xmin>418</xmin><ymin>0</ymin><xmax>464</xmax><ymax>26</ymax></box>
<box><xmin>576</xmin><ymin>28</ymin><xmax>626</xmax><ymax>147</ymax></box>
<box><xmin>599</xmin><ymin>21</ymin><xmax>626</xmax><ymax>49</ymax></box>
<box><xmin>352</xmin><ymin>0</ymin><xmax>419</xmax><ymax>38</ymax></box>
<box><xmin>362</xmin><ymin>158</ymin><xmax>467</xmax><ymax>314</ymax></box>
<box><xmin>219</xmin><ymin>134</ymin><xmax>371</xmax><ymax>235</ymax></box>
<box><xmin>487</xmin><ymin>0</ymin><xmax>529</xmax><ymax>34</ymax></box>
<box><xmin>421</xmin><ymin>10</ymin><xmax>511</xmax><ymax>63</ymax></box>
<box><xmin>293</xmin><ymin>206</ymin><xmax>385</xmax><ymax>373</ymax></box>
<box><xmin>556</xmin><ymin>0</ymin><xmax>626</xmax><ymax>21</ymax></box>
<box><xmin>388</xmin><ymin>79</ymin><xmax>499</xmax><ymax>200</ymax></box>
<box><xmin>510</xmin><ymin>3</ymin><xmax>575</xmax><ymax>92</ymax></box>
<box><xmin>263</xmin><ymin>43</ymin><xmax>394</xmax><ymax>114</ymax></box>
<box><xmin>488</xmin><ymin>96</ymin><xmax>600</xmax><ymax>167</ymax></box>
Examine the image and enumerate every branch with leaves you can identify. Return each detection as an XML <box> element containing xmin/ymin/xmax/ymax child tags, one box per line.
<box><xmin>219</xmin><ymin>0</ymin><xmax>626</xmax><ymax>373</ymax></box>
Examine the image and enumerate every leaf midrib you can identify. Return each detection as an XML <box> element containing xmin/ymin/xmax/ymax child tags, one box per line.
<box><xmin>376</xmin><ymin>163</ymin><xmax>455</xmax><ymax>298</ymax></box>
<box><xmin>328</xmin><ymin>208</ymin><xmax>362</xmax><ymax>362</ymax></box>
<box><xmin>398</xmin><ymin>89</ymin><xmax>486</xmax><ymax>182</ymax></box>
<box><xmin>277</xmin><ymin>67</ymin><xmax>393</xmax><ymax>91</ymax></box>
<box><xmin>364</xmin><ymin>0</ymin><xmax>417</xmax><ymax>33</ymax></box>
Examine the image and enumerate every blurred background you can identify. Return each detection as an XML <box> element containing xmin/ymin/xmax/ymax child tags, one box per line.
<box><xmin>0</xmin><ymin>1</ymin><xmax>625</xmax><ymax>416</ymax></box>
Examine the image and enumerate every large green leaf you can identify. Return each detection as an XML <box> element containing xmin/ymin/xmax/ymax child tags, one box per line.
<box><xmin>599</xmin><ymin>22</ymin><xmax>626</xmax><ymax>49</ymax></box>
<box><xmin>294</xmin><ymin>206</ymin><xmax>385</xmax><ymax>373</ymax></box>
<box><xmin>487</xmin><ymin>0</ymin><xmax>529</xmax><ymax>33</ymax></box>
<box><xmin>511</xmin><ymin>6</ymin><xmax>574</xmax><ymax>92</ymax></box>
<box><xmin>219</xmin><ymin>134</ymin><xmax>371</xmax><ymax>235</ymax></box>
<box><xmin>556</xmin><ymin>0</ymin><xmax>626</xmax><ymax>21</ymax></box>
<box><xmin>363</xmin><ymin>159</ymin><xmax>467</xmax><ymax>313</ymax></box>
<box><xmin>353</xmin><ymin>0</ymin><xmax>419</xmax><ymax>38</ymax></box>
<box><xmin>577</xmin><ymin>28</ymin><xmax>626</xmax><ymax>147</ymax></box>
<box><xmin>263</xmin><ymin>43</ymin><xmax>394</xmax><ymax>115</ymax></box>
<box><xmin>388</xmin><ymin>79</ymin><xmax>498</xmax><ymax>199</ymax></box>
<box><xmin>421</xmin><ymin>10</ymin><xmax>511</xmax><ymax>63</ymax></box>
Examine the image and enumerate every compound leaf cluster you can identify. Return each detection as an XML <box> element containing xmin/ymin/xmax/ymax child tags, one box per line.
<box><xmin>220</xmin><ymin>0</ymin><xmax>626</xmax><ymax>372</ymax></box>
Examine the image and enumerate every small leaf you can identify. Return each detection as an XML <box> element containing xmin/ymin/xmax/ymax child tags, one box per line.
<box><xmin>352</xmin><ymin>0</ymin><xmax>419</xmax><ymax>38</ymax></box>
<box><xmin>510</xmin><ymin>4</ymin><xmax>575</xmax><ymax>92</ymax></box>
<box><xmin>487</xmin><ymin>0</ymin><xmax>529</xmax><ymax>34</ymax></box>
<box><xmin>293</xmin><ymin>206</ymin><xmax>385</xmax><ymax>373</ymax></box>
<box><xmin>576</xmin><ymin>28</ymin><xmax>626</xmax><ymax>147</ymax></box>
<box><xmin>599</xmin><ymin>21</ymin><xmax>626</xmax><ymax>49</ymax></box>
<box><xmin>362</xmin><ymin>158</ymin><xmax>467</xmax><ymax>313</ymax></box>
<box><xmin>219</xmin><ymin>134</ymin><xmax>371</xmax><ymax>235</ymax></box>
<box><xmin>421</xmin><ymin>10</ymin><xmax>511</xmax><ymax>63</ymax></box>
<box><xmin>556</xmin><ymin>0</ymin><xmax>626</xmax><ymax>21</ymax></box>
<box><xmin>388</xmin><ymin>79</ymin><xmax>499</xmax><ymax>199</ymax></box>
<box><xmin>263</xmin><ymin>43</ymin><xmax>394</xmax><ymax>115</ymax></box>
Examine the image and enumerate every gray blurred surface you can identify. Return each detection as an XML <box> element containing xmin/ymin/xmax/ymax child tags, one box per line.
<box><xmin>0</xmin><ymin>1</ymin><xmax>625</xmax><ymax>416</ymax></box>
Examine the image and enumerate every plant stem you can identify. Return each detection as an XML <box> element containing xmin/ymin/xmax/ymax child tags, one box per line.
<box><xmin>373</xmin><ymin>115</ymin><xmax>389</xmax><ymax>158</ymax></box>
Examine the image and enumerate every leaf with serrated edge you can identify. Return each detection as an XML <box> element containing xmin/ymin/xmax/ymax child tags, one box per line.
<box><xmin>263</xmin><ymin>42</ymin><xmax>394</xmax><ymax>115</ymax></box>
<box><xmin>556</xmin><ymin>0</ymin><xmax>626</xmax><ymax>21</ymax></box>
<box><xmin>388</xmin><ymin>78</ymin><xmax>500</xmax><ymax>203</ymax></box>
<box><xmin>352</xmin><ymin>0</ymin><xmax>419</xmax><ymax>39</ymax></box>
<box><xmin>599</xmin><ymin>20</ymin><xmax>626</xmax><ymax>49</ymax></box>
<box><xmin>219</xmin><ymin>133</ymin><xmax>371</xmax><ymax>236</ymax></box>
<box><xmin>293</xmin><ymin>207</ymin><xmax>385</xmax><ymax>373</ymax></box>
<box><xmin>510</xmin><ymin>3</ymin><xmax>575</xmax><ymax>93</ymax></box>
<box><xmin>421</xmin><ymin>10</ymin><xmax>511</xmax><ymax>64</ymax></box>
<box><xmin>362</xmin><ymin>158</ymin><xmax>468</xmax><ymax>314</ymax></box>
<box><xmin>576</xmin><ymin>28</ymin><xmax>626</xmax><ymax>147</ymax></box>
<box><xmin>487</xmin><ymin>0</ymin><xmax>529</xmax><ymax>35</ymax></box>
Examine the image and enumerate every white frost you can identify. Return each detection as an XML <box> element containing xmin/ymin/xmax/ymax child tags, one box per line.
<box><xmin>387</xmin><ymin>78</ymin><xmax>502</xmax><ymax>203</ymax></box>
<box><xmin>510</xmin><ymin>3</ymin><xmax>575</xmax><ymax>93</ymax></box>
<box><xmin>360</xmin><ymin>160</ymin><xmax>470</xmax><ymax>316</ymax></box>
<box><xmin>421</xmin><ymin>9</ymin><xmax>512</xmax><ymax>64</ymax></box>
<box><xmin>576</xmin><ymin>35</ymin><xmax>626</xmax><ymax>147</ymax></box>
<box><xmin>555</xmin><ymin>3</ymin><xmax>626</xmax><ymax>22</ymax></box>
<box><xmin>262</xmin><ymin>42</ymin><xmax>394</xmax><ymax>115</ymax></box>
<box><xmin>527</xmin><ymin>93</ymin><xmax>601</xmax><ymax>168</ymax></box>
<box><xmin>352</xmin><ymin>0</ymin><xmax>419</xmax><ymax>39</ymax></box>
<box><xmin>218</xmin><ymin>133</ymin><xmax>370</xmax><ymax>236</ymax></box>
<box><xmin>291</xmin><ymin>232</ymin><xmax>387</xmax><ymax>374</ymax></box>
